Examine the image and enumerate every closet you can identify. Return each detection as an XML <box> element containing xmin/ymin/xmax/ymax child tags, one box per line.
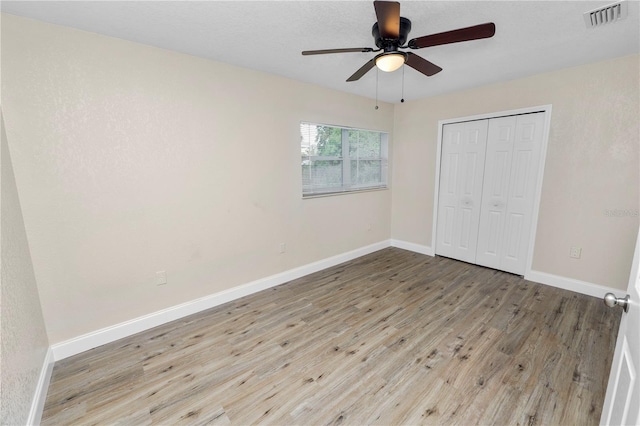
<box><xmin>435</xmin><ymin>112</ymin><xmax>545</xmax><ymax>275</ymax></box>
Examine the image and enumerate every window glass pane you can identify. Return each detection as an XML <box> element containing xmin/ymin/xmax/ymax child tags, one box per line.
<box><xmin>316</xmin><ymin>126</ymin><xmax>342</xmax><ymax>156</ymax></box>
<box><xmin>350</xmin><ymin>160</ymin><xmax>382</xmax><ymax>186</ymax></box>
<box><xmin>301</xmin><ymin>123</ymin><xmax>343</xmax><ymax>157</ymax></box>
<box><xmin>303</xmin><ymin>160</ymin><xmax>343</xmax><ymax>190</ymax></box>
<box><xmin>301</xmin><ymin>158</ymin><xmax>312</xmax><ymax>187</ymax></box>
<box><xmin>348</xmin><ymin>130</ymin><xmax>381</xmax><ymax>158</ymax></box>
<box><xmin>300</xmin><ymin>123</ymin><xmax>315</xmax><ymax>156</ymax></box>
<box><xmin>301</xmin><ymin>122</ymin><xmax>387</xmax><ymax>196</ymax></box>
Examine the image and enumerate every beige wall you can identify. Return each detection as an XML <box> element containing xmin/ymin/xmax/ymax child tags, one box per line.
<box><xmin>1</xmin><ymin>15</ymin><xmax>394</xmax><ymax>344</ymax></box>
<box><xmin>2</xmin><ymin>12</ymin><xmax>638</xmax><ymax>349</ymax></box>
<box><xmin>1</xmin><ymin>110</ymin><xmax>50</xmax><ymax>424</ymax></box>
<box><xmin>392</xmin><ymin>54</ymin><xmax>640</xmax><ymax>290</ymax></box>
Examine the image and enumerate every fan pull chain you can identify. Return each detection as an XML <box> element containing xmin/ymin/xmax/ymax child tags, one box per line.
<box><xmin>401</xmin><ymin>65</ymin><xmax>405</xmax><ymax>103</ymax></box>
<box><xmin>375</xmin><ymin>67</ymin><xmax>379</xmax><ymax>110</ymax></box>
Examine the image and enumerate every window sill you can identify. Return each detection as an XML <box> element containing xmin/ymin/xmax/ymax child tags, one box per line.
<box><xmin>302</xmin><ymin>186</ymin><xmax>389</xmax><ymax>199</ymax></box>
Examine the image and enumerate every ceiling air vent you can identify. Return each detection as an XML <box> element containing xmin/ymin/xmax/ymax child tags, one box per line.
<box><xmin>584</xmin><ymin>1</ymin><xmax>628</xmax><ymax>28</ymax></box>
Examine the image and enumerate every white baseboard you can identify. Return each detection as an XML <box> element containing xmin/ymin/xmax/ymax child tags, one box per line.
<box><xmin>27</xmin><ymin>347</ymin><xmax>54</xmax><ymax>426</ymax></box>
<box><xmin>51</xmin><ymin>241</ymin><xmax>612</xmax><ymax>362</ymax></box>
<box><xmin>386</xmin><ymin>241</ymin><xmax>615</xmax><ymax>299</ymax></box>
<box><xmin>390</xmin><ymin>239</ymin><xmax>435</xmax><ymax>256</ymax></box>
<box><xmin>389</xmin><ymin>241</ymin><xmax>615</xmax><ymax>299</ymax></box>
<box><xmin>525</xmin><ymin>270</ymin><xmax>618</xmax><ymax>298</ymax></box>
<box><xmin>51</xmin><ymin>240</ymin><xmax>391</xmax><ymax>361</ymax></box>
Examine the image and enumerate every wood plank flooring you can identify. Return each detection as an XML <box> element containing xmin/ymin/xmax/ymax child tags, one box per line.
<box><xmin>42</xmin><ymin>248</ymin><xmax>621</xmax><ymax>425</ymax></box>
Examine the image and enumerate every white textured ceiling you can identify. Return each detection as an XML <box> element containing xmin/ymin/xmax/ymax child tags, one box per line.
<box><xmin>2</xmin><ymin>1</ymin><xmax>639</xmax><ymax>103</ymax></box>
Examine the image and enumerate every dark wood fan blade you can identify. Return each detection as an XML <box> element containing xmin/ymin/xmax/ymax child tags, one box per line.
<box><xmin>302</xmin><ymin>47</ymin><xmax>375</xmax><ymax>55</ymax></box>
<box><xmin>374</xmin><ymin>1</ymin><xmax>400</xmax><ymax>39</ymax></box>
<box><xmin>405</xmin><ymin>52</ymin><xmax>442</xmax><ymax>76</ymax></box>
<box><xmin>347</xmin><ymin>58</ymin><xmax>376</xmax><ymax>82</ymax></box>
<box><xmin>408</xmin><ymin>22</ymin><xmax>496</xmax><ymax>49</ymax></box>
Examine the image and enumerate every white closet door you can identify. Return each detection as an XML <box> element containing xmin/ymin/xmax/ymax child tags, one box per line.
<box><xmin>436</xmin><ymin>120</ymin><xmax>488</xmax><ymax>263</ymax></box>
<box><xmin>475</xmin><ymin>116</ymin><xmax>517</xmax><ymax>270</ymax></box>
<box><xmin>475</xmin><ymin>112</ymin><xmax>545</xmax><ymax>274</ymax></box>
<box><xmin>499</xmin><ymin>112</ymin><xmax>545</xmax><ymax>274</ymax></box>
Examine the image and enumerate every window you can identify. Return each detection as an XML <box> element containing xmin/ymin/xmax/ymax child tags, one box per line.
<box><xmin>300</xmin><ymin>122</ymin><xmax>388</xmax><ymax>197</ymax></box>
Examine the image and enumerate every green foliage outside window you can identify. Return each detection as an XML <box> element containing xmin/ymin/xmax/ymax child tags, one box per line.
<box><xmin>301</xmin><ymin>122</ymin><xmax>388</xmax><ymax>196</ymax></box>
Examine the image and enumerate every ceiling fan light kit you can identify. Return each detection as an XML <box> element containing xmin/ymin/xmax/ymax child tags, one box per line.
<box><xmin>302</xmin><ymin>0</ymin><xmax>496</xmax><ymax>82</ymax></box>
<box><xmin>375</xmin><ymin>52</ymin><xmax>406</xmax><ymax>72</ymax></box>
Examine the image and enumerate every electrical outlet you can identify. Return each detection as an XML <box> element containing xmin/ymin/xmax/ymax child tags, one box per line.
<box><xmin>569</xmin><ymin>247</ymin><xmax>582</xmax><ymax>259</ymax></box>
<box><xmin>279</xmin><ymin>243</ymin><xmax>286</xmax><ymax>254</ymax></box>
<box><xmin>156</xmin><ymin>270</ymin><xmax>167</xmax><ymax>285</ymax></box>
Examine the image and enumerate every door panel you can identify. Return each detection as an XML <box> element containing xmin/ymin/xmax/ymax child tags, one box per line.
<box><xmin>609</xmin><ymin>338</ymin><xmax>635</xmax><ymax>426</ymax></box>
<box><xmin>460</xmin><ymin>207</ymin><xmax>473</xmax><ymax>249</ymax></box>
<box><xmin>442</xmin><ymin>206</ymin><xmax>455</xmax><ymax>246</ymax></box>
<box><xmin>491</xmin><ymin>151</ymin><xmax>509</xmax><ymax>195</ymax></box>
<box><xmin>446</xmin><ymin>153</ymin><xmax>459</xmax><ymax>194</ymax></box>
<box><xmin>601</xmin><ymin>228</ymin><xmax>640</xmax><ymax>425</ymax></box>
<box><xmin>436</xmin><ymin>120</ymin><xmax>488</xmax><ymax>262</ymax></box>
<box><xmin>464</xmin><ymin>152</ymin><xmax>479</xmax><ymax>195</ymax></box>
<box><xmin>486</xmin><ymin>211</ymin><xmax>501</xmax><ymax>254</ymax></box>
<box><xmin>499</xmin><ymin>113</ymin><xmax>545</xmax><ymax>274</ymax></box>
<box><xmin>513</xmin><ymin>150</ymin><xmax>532</xmax><ymax>197</ymax></box>
<box><xmin>438</xmin><ymin>149</ymin><xmax>460</xmax><ymax>256</ymax></box>
<box><xmin>475</xmin><ymin>116</ymin><xmax>516</xmax><ymax>269</ymax></box>
<box><xmin>504</xmin><ymin>213</ymin><xmax>524</xmax><ymax>259</ymax></box>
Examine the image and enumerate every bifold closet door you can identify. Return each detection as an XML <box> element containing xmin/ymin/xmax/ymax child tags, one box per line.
<box><xmin>436</xmin><ymin>112</ymin><xmax>545</xmax><ymax>275</ymax></box>
<box><xmin>435</xmin><ymin>120</ymin><xmax>488</xmax><ymax>263</ymax></box>
<box><xmin>474</xmin><ymin>116</ymin><xmax>517</xmax><ymax>270</ymax></box>
<box><xmin>475</xmin><ymin>112</ymin><xmax>545</xmax><ymax>274</ymax></box>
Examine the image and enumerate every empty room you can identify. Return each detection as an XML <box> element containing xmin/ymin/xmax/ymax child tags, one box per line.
<box><xmin>1</xmin><ymin>1</ymin><xmax>639</xmax><ymax>425</ymax></box>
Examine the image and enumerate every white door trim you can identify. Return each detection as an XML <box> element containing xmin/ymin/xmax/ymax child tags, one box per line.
<box><xmin>432</xmin><ymin>105</ymin><xmax>553</xmax><ymax>277</ymax></box>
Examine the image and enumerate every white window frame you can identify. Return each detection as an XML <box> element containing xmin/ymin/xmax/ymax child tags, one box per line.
<box><xmin>301</xmin><ymin>122</ymin><xmax>389</xmax><ymax>197</ymax></box>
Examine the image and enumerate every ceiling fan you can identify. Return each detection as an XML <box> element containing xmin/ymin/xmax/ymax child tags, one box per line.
<box><xmin>302</xmin><ymin>1</ymin><xmax>496</xmax><ymax>82</ymax></box>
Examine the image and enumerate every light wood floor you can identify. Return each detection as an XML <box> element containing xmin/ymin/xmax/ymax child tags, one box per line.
<box><xmin>42</xmin><ymin>248</ymin><xmax>621</xmax><ymax>425</ymax></box>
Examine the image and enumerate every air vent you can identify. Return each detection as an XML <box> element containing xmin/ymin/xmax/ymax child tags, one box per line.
<box><xmin>584</xmin><ymin>1</ymin><xmax>628</xmax><ymax>28</ymax></box>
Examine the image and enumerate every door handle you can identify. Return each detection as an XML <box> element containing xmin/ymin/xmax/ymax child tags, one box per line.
<box><xmin>604</xmin><ymin>293</ymin><xmax>630</xmax><ymax>313</ymax></box>
<box><xmin>461</xmin><ymin>196</ymin><xmax>473</xmax><ymax>207</ymax></box>
<box><xmin>490</xmin><ymin>198</ymin><xmax>504</xmax><ymax>209</ymax></box>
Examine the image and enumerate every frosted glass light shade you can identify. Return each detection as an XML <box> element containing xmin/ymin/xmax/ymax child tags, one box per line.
<box><xmin>375</xmin><ymin>53</ymin><xmax>405</xmax><ymax>72</ymax></box>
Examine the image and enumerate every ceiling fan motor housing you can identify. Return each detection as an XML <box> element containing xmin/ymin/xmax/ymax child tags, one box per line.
<box><xmin>372</xmin><ymin>17</ymin><xmax>412</xmax><ymax>50</ymax></box>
